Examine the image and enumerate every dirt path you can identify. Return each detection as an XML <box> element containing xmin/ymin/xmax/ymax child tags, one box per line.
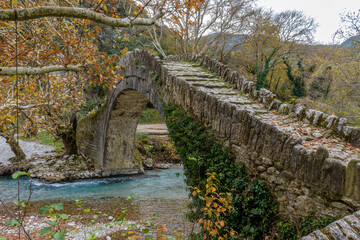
<box><xmin>136</xmin><ymin>123</ymin><xmax>168</xmax><ymax>135</ymax></box>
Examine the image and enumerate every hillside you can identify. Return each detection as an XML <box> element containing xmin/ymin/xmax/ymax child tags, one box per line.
<box><xmin>341</xmin><ymin>35</ymin><xmax>360</xmax><ymax>48</ymax></box>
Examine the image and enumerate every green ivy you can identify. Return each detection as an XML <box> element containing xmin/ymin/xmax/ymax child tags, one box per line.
<box><xmin>163</xmin><ymin>103</ymin><xmax>334</xmax><ymax>239</ymax></box>
<box><xmin>163</xmin><ymin>104</ymin><xmax>276</xmax><ymax>239</ymax></box>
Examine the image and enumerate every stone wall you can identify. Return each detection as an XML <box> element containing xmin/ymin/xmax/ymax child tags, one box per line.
<box><xmin>77</xmin><ymin>49</ymin><xmax>360</xmax><ymax>220</ymax></box>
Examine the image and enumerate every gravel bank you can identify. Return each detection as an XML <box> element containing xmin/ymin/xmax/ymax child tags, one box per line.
<box><xmin>0</xmin><ymin>137</ymin><xmax>55</xmax><ymax>166</ymax></box>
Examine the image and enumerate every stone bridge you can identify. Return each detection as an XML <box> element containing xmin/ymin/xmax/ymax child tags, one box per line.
<box><xmin>77</xmin><ymin>50</ymin><xmax>360</xmax><ymax>230</ymax></box>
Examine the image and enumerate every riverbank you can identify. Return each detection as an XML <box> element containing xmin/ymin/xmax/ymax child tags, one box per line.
<box><xmin>0</xmin><ymin>165</ymin><xmax>193</xmax><ymax>239</ymax></box>
<box><xmin>0</xmin><ymin>125</ymin><xmax>196</xmax><ymax>238</ymax></box>
<box><xmin>0</xmin><ymin>197</ymin><xmax>194</xmax><ymax>239</ymax></box>
<box><xmin>0</xmin><ymin>124</ymin><xmax>179</xmax><ymax>182</ymax></box>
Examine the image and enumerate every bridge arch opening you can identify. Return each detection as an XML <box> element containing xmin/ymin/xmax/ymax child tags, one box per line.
<box><xmin>102</xmin><ymin>84</ymin><xmax>166</xmax><ymax>175</ymax></box>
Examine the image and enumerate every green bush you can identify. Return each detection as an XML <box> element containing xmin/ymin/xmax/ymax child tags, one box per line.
<box><xmin>139</xmin><ymin>108</ymin><xmax>164</xmax><ymax>124</ymax></box>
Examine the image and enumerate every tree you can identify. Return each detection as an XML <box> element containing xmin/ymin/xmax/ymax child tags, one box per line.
<box><xmin>336</xmin><ymin>9</ymin><xmax>360</xmax><ymax>40</ymax></box>
<box><xmin>283</xmin><ymin>57</ymin><xmax>307</xmax><ymax>98</ymax></box>
<box><xmin>153</xmin><ymin>0</ymin><xmax>254</xmax><ymax>57</ymax></box>
<box><xmin>0</xmin><ymin>0</ymin><xmax>172</xmax><ymax>157</ymax></box>
<box><xmin>299</xmin><ymin>9</ymin><xmax>360</xmax><ymax>125</ymax></box>
<box><xmin>241</xmin><ymin>9</ymin><xmax>317</xmax><ymax>90</ymax></box>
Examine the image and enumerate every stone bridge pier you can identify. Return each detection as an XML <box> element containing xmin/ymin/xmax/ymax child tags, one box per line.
<box><xmin>77</xmin><ymin>52</ymin><xmax>165</xmax><ymax>175</ymax></box>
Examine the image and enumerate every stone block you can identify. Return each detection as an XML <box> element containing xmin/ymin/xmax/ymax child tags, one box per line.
<box><xmin>344</xmin><ymin>214</ymin><xmax>360</xmax><ymax>231</ymax></box>
<box><xmin>304</xmin><ymin>109</ymin><xmax>316</xmax><ymax>124</ymax></box>
<box><xmin>279</xmin><ymin>104</ymin><xmax>290</xmax><ymax>114</ymax></box>
<box><xmin>321</xmin><ymin>158</ymin><xmax>346</xmax><ymax>196</ymax></box>
<box><xmin>295</xmin><ymin>104</ymin><xmax>307</xmax><ymax>121</ymax></box>
<box><xmin>324</xmin><ymin>115</ymin><xmax>339</xmax><ymax>129</ymax></box>
<box><xmin>305</xmin><ymin>146</ymin><xmax>328</xmax><ymax>183</ymax></box>
<box><xmin>350</xmin><ymin>127</ymin><xmax>360</xmax><ymax>147</ymax></box>
<box><xmin>268</xmin><ymin>99</ymin><xmax>282</xmax><ymax>110</ymax></box>
<box><xmin>291</xmin><ymin>144</ymin><xmax>309</xmax><ymax>179</ymax></box>
<box><xmin>280</xmin><ymin>137</ymin><xmax>300</xmax><ymax>171</ymax></box>
<box><xmin>338</xmin><ymin>117</ymin><xmax>348</xmax><ymax>132</ymax></box>
<box><xmin>345</xmin><ymin>159</ymin><xmax>360</xmax><ymax>201</ymax></box>
<box><xmin>313</xmin><ymin>111</ymin><xmax>325</xmax><ymax>126</ymax></box>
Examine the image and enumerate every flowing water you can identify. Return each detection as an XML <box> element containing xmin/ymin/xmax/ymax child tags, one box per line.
<box><xmin>0</xmin><ymin>167</ymin><xmax>188</xmax><ymax>202</ymax></box>
<box><xmin>0</xmin><ymin>167</ymin><xmax>195</xmax><ymax>238</ymax></box>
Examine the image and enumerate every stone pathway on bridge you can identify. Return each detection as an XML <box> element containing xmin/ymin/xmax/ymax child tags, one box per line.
<box><xmin>164</xmin><ymin>61</ymin><xmax>360</xmax><ymax>166</ymax></box>
<box><xmin>302</xmin><ymin>210</ymin><xmax>360</xmax><ymax>239</ymax></box>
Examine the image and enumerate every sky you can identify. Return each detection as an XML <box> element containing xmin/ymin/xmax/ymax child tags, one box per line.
<box><xmin>257</xmin><ymin>0</ymin><xmax>360</xmax><ymax>44</ymax></box>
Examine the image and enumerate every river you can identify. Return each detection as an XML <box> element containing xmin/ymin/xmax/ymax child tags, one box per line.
<box><xmin>0</xmin><ymin>167</ymin><xmax>194</xmax><ymax>239</ymax></box>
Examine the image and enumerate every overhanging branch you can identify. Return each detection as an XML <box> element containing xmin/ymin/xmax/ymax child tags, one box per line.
<box><xmin>0</xmin><ymin>7</ymin><xmax>163</xmax><ymax>27</ymax></box>
<box><xmin>0</xmin><ymin>65</ymin><xmax>82</xmax><ymax>75</ymax></box>
<box><xmin>0</xmin><ymin>103</ymin><xmax>52</xmax><ymax>110</ymax></box>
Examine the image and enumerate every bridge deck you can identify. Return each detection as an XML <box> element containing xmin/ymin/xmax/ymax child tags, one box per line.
<box><xmin>164</xmin><ymin>61</ymin><xmax>360</xmax><ymax>164</ymax></box>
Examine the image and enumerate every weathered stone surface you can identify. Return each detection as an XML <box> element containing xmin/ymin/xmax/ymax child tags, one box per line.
<box><xmin>295</xmin><ymin>104</ymin><xmax>307</xmax><ymax>120</ymax></box>
<box><xmin>143</xmin><ymin>158</ymin><xmax>154</xmax><ymax>170</ymax></box>
<box><xmin>338</xmin><ymin>118</ymin><xmax>348</xmax><ymax>132</ymax></box>
<box><xmin>321</xmin><ymin>158</ymin><xmax>347</xmax><ymax>195</ymax></box>
<box><xmin>345</xmin><ymin>159</ymin><xmax>360</xmax><ymax>201</ymax></box>
<box><xmin>279</xmin><ymin>104</ymin><xmax>290</xmax><ymax>114</ymax></box>
<box><xmin>324</xmin><ymin>115</ymin><xmax>339</xmax><ymax>129</ymax></box>
<box><xmin>304</xmin><ymin>211</ymin><xmax>360</xmax><ymax>239</ymax></box>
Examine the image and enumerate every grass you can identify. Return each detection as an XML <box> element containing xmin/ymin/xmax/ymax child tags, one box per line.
<box><xmin>138</xmin><ymin>108</ymin><xmax>164</xmax><ymax>124</ymax></box>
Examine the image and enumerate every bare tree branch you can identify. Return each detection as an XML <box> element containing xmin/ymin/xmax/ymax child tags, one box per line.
<box><xmin>0</xmin><ymin>65</ymin><xmax>83</xmax><ymax>75</ymax></box>
<box><xmin>0</xmin><ymin>103</ymin><xmax>52</xmax><ymax>110</ymax></box>
<box><xmin>0</xmin><ymin>7</ymin><xmax>163</xmax><ymax>27</ymax></box>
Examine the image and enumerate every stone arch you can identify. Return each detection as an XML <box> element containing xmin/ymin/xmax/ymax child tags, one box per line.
<box><xmin>99</xmin><ymin>54</ymin><xmax>165</xmax><ymax>175</ymax></box>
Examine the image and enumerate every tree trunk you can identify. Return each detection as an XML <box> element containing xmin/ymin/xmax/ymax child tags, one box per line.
<box><xmin>58</xmin><ymin>111</ymin><xmax>78</xmax><ymax>155</ymax></box>
<box><xmin>60</xmin><ymin>132</ymin><xmax>78</xmax><ymax>155</ymax></box>
<box><xmin>0</xmin><ymin>132</ymin><xmax>26</xmax><ymax>160</ymax></box>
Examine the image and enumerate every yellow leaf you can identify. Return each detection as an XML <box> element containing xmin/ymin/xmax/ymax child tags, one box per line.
<box><xmin>103</xmin><ymin>5</ymin><xmax>107</xmax><ymax>11</ymax></box>
<box><xmin>205</xmin><ymin>197</ymin><xmax>213</xmax><ymax>208</ymax></box>
<box><xmin>219</xmin><ymin>220</ymin><xmax>225</xmax><ymax>227</ymax></box>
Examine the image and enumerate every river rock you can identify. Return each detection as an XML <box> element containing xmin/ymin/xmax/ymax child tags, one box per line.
<box><xmin>155</xmin><ymin>163</ymin><xmax>172</xmax><ymax>169</ymax></box>
<box><xmin>0</xmin><ymin>163</ymin><xmax>11</xmax><ymax>175</ymax></box>
<box><xmin>143</xmin><ymin>158</ymin><xmax>154</xmax><ymax>169</ymax></box>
